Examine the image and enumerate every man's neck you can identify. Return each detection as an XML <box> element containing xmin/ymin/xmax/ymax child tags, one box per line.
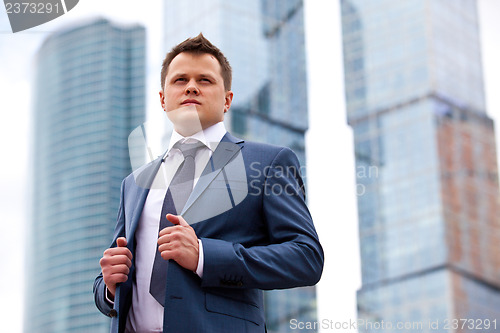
<box><xmin>169</xmin><ymin>122</ymin><xmax>227</xmax><ymax>152</ymax></box>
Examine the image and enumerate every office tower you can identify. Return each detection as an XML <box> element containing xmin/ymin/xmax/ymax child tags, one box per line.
<box><xmin>163</xmin><ymin>0</ymin><xmax>315</xmax><ymax>332</ymax></box>
<box><xmin>25</xmin><ymin>18</ymin><xmax>145</xmax><ymax>332</ymax></box>
<box><xmin>341</xmin><ymin>0</ymin><xmax>500</xmax><ymax>331</ymax></box>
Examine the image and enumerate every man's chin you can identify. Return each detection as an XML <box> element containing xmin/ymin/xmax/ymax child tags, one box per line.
<box><xmin>167</xmin><ymin>105</ymin><xmax>203</xmax><ymax>136</ymax></box>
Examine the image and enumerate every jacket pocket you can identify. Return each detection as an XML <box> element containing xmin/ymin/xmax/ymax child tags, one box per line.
<box><xmin>205</xmin><ymin>291</ymin><xmax>261</xmax><ymax>326</ymax></box>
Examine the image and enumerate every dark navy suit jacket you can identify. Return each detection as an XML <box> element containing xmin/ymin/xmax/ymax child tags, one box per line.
<box><xmin>93</xmin><ymin>132</ymin><xmax>324</xmax><ymax>332</ymax></box>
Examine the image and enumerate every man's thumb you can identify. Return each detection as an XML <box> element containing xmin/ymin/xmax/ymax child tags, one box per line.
<box><xmin>116</xmin><ymin>237</ymin><xmax>127</xmax><ymax>247</ymax></box>
<box><xmin>166</xmin><ymin>214</ymin><xmax>188</xmax><ymax>226</ymax></box>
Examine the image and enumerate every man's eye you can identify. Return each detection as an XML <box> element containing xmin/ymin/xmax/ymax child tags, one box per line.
<box><xmin>175</xmin><ymin>78</ymin><xmax>186</xmax><ymax>82</ymax></box>
<box><xmin>200</xmin><ymin>78</ymin><xmax>211</xmax><ymax>83</ymax></box>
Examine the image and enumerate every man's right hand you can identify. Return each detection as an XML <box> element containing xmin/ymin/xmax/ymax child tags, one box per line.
<box><xmin>99</xmin><ymin>237</ymin><xmax>133</xmax><ymax>300</ymax></box>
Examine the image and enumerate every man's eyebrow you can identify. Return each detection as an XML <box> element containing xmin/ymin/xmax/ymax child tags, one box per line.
<box><xmin>169</xmin><ymin>73</ymin><xmax>217</xmax><ymax>80</ymax></box>
<box><xmin>199</xmin><ymin>73</ymin><xmax>219</xmax><ymax>81</ymax></box>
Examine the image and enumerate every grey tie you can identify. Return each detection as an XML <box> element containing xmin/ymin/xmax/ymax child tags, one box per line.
<box><xmin>169</xmin><ymin>142</ymin><xmax>202</xmax><ymax>212</ymax></box>
<box><xmin>150</xmin><ymin>141</ymin><xmax>203</xmax><ymax>306</ymax></box>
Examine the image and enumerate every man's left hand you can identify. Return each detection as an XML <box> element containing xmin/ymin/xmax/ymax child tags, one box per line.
<box><xmin>158</xmin><ymin>214</ymin><xmax>199</xmax><ymax>271</ymax></box>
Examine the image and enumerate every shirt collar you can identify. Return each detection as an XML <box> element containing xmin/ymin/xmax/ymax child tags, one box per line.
<box><xmin>163</xmin><ymin>122</ymin><xmax>227</xmax><ymax>159</ymax></box>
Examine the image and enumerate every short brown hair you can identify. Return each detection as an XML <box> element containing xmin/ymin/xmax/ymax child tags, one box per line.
<box><xmin>161</xmin><ymin>33</ymin><xmax>232</xmax><ymax>91</ymax></box>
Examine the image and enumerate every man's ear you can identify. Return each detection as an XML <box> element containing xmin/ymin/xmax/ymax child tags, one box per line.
<box><xmin>159</xmin><ymin>90</ymin><xmax>166</xmax><ymax>110</ymax></box>
<box><xmin>224</xmin><ymin>90</ymin><xmax>233</xmax><ymax>113</ymax></box>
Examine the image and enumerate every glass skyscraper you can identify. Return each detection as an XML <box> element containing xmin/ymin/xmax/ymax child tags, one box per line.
<box><xmin>25</xmin><ymin>18</ymin><xmax>145</xmax><ymax>332</ymax></box>
<box><xmin>163</xmin><ymin>0</ymin><xmax>315</xmax><ymax>332</ymax></box>
<box><xmin>341</xmin><ymin>0</ymin><xmax>500</xmax><ymax>331</ymax></box>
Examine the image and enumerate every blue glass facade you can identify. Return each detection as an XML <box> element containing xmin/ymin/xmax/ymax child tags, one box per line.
<box><xmin>342</xmin><ymin>0</ymin><xmax>500</xmax><ymax>332</ymax></box>
<box><xmin>163</xmin><ymin>1</ymin><xmax>315</xmax><ymax>332</ymax></box>
<box><xmin>25</xmin><ymin>19</ymin><xmax>145</xmax><ymax>332</ymax></box>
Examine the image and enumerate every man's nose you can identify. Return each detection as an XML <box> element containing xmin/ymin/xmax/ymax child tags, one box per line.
<box><xmin>185</xmin><ymin>80</ymin><xmax>199</xmax><ymax>95</ymax></box>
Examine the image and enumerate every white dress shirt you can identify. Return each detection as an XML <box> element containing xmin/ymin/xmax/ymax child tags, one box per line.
<box><xmin>123</xmin><ymin>122</ymin><xmax>227</xmax><ymax>332</ymax></box>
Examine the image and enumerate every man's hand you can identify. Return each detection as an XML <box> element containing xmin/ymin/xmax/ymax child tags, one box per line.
<box><xmin>158</xmin><ymin>214</ymin><xmax>199</xmax><ymax>271</ymax></box>
<box><xmin>99</xmin><ymin>237</ymin><xmax>133</xmax><ymax>300</ymax></box>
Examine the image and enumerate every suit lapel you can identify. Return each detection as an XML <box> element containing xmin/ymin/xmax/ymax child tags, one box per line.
<box><xmin>126</xmin><ymin>156</ymin><xmax>164</xmax><ymax>239</ymax></box>
<box><xmin>180</xmin><ymin>133</ymin><xmax>244</xmax><ymax>216</ymax></box>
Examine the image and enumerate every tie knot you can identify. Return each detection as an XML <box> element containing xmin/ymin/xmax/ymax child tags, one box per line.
<box><xmin>177</xmin><ymin>141</ymin><xmax>204</xmax><ymax>159</ymax></box>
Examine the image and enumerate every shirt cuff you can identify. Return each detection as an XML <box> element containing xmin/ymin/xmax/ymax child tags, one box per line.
<box><xmin>195</xmin><ymin>239</ymin><xmax>204</xmax><ymax>278</ymax></box>
<box><xmin>105</xmin><ymin>287</ymin><xmax>115</xmax><ymax>305</ymax></box>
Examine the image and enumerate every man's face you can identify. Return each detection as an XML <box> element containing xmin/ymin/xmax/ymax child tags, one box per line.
<box><xmin>160</xmin><ymin>52</ymin><xmax>233</xmax><ymax>135</ymax></box>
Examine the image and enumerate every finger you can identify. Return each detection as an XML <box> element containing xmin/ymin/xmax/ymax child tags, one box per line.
<box><xmin>166</xmin><ymin>214</ymin><xmax>180</xmax><ymax>225</ymax></box>
<box><xmin>106</xmin><ymin>272</ymin><xmax>129</xmax><ymax>284</ymax></box>
<box><xmin>104</xmin><ymin>247</ymin><xmax>133</xmax><ymax>260</ymax></box>
<box><xmin>111</xmin><ymin>264</ymin><xmax>131</xmax><ymax>275</ymax></box>
<box><xmin>157</xmin><ymin>233</ymin><xmax>169</xmax><ymax>245</ymax></box>
<box><xmin>100</xmin><ymin>254</ymin><xmax>132</xmax><ymax>268</ymax></box>
<box><xmin>160</xmin><ymin>249</ymin><xmax>180</xmax><ymax>261</ymax></box>
<box><xmin>158</xmin><ymin>243</ymin><xmax>171</xmax><ymax>253</ymax></box>
<box><xmin>158</xmin><ymin>237</ymin><xmax>181</xmax><ymax>252</ymax></box>
<box><xmin>166</xmin><ymin>214</ymin><xmax>189</xmax><ymax>227</ymax></box>
<box><xmin>159</xmin><ymin>224</ymin><xmax>187</xmax><ymax>237</ymax></box>
<box><xmin>157</xmin><ymin>231</ymin><xmax>178</xmax><ymax>246</ymax></box>
<box><xmin>116</xmin><ymin>237</ymin><xmax>127</xmax><ymax>247</ymax></box>
<box><xmin>159</xmin><ymin>225</ymin><xmax>177</xmax><ymax>237</ymax></box>
<box><xmin>103</xmin><ymin>263</ymin><xmax>131</xmax><ymax>277</ymax></box>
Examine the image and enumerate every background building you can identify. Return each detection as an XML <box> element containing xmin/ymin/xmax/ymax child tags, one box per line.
<box><xmin>25</xmin><ymin>18</ymin><xmax>145</xmax><ymax>332</ymax></box>
<box><xmin>163</xmin><ymin>0</ymin><xmax>316</xmax><ymax>331</ymax></box>
<box><xmin>341</xmin><ymin>0</ymin><xmax>500</xmax><ymax>331</ymax></box>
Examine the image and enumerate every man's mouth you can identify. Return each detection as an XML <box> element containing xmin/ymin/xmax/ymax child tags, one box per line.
<box><xmin>181</xmin><ymin>99</ymin><xmax>201</xmax><ymax>106</ymax></box>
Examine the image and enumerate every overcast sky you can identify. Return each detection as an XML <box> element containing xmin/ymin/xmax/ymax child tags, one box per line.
<box><xmin>0</xmin><ymin>1</ymin><xmax>498</xmax><ymax>332</ymax></box>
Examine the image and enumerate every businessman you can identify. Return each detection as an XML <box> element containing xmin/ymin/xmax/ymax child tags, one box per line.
<box><xmin>94</xmin><ymin>33</ymin><xmax>323</xmax><ymax>333</ymax></box>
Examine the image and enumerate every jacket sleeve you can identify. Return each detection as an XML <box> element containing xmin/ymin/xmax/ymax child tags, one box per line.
<box><xmin>93</xmin><ymin>180</ymin><xmax>126</xmax><ymax>317</ymax></box>
<box><xmin>200</xmin><ymin>147</ymin><xmax>324</xmax><ymax>290</ymax></box>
